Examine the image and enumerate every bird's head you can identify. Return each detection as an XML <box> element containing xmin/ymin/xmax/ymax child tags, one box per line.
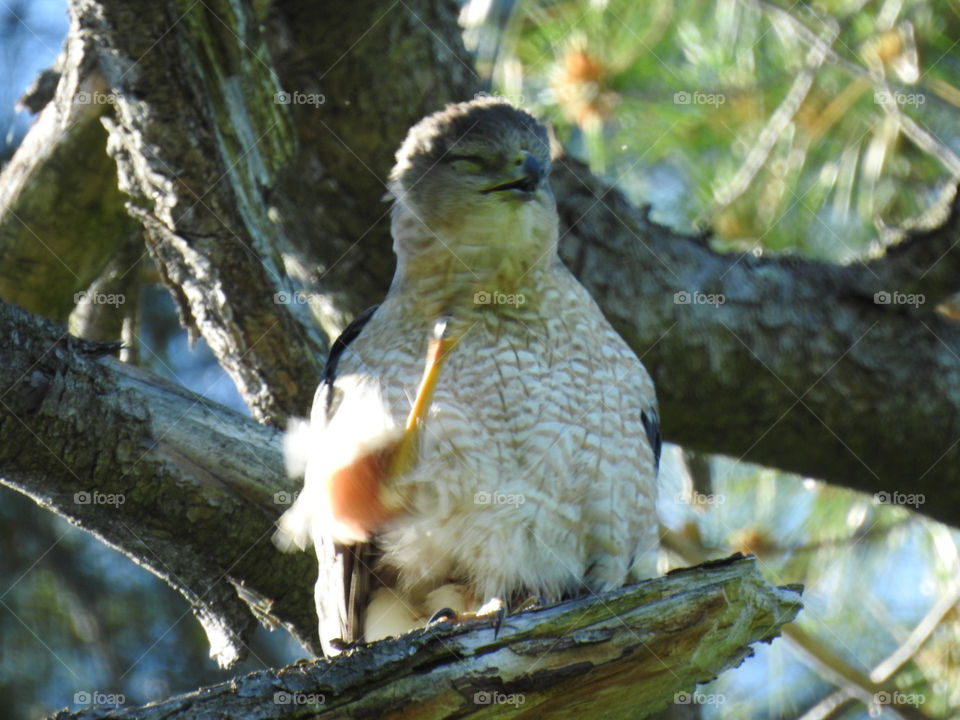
<box><xmin>388</xmin><ymin>98</ymin><xmax>558</xmax><ymax>285</ymax></box>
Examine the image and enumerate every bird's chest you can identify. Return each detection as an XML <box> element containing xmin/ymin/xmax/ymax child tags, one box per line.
<box><xmin>375</xmin><ymin>310</ymin><xmax>617</xmax><ymax>501</ymax></box>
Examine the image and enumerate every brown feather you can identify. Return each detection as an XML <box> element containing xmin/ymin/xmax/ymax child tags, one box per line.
<box><xmin>326</xmin><ymin>443</ymin><xmax>400</xmax><ymax>543</ymax></box>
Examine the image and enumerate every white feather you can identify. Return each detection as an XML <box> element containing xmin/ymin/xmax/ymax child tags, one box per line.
<box><xmin>283</xmin><ymin>417</ymin><xmax>313</xmax><ymax>479</ymax></box>
<box><xmin>274</xmin><ymin>375</ymin><xmax>399</xmax><ymax>552</ymax></box>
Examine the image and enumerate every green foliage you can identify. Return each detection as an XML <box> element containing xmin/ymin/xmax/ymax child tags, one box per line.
<box><xmin>660</xmin><ymin>455</ymin><xmax>960</xmax><ymax>718</ymax></box>
<box><xmin>490</xmin><ymin>0</ymin><xmax>960</xmax><ymax>260</ymax></box>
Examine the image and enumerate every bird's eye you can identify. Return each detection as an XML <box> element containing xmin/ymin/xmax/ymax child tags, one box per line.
<box><xmin>447</xmin><ymin>154</ymin><xmax>486</xmax><ymax>173</ymax></box>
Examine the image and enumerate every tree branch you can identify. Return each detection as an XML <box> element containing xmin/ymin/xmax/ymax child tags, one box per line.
<box><xmin>0</xmin><ymin>14</ymin><xmax>139</xmax><ymax>322</ymax></box>
<box><xmin>49</xmin><ymin>555</ymin><xmax>802</xmax><ymax>720</ymax></box>
<box><xmin>0</xmin><ymin>299</ymin><xmax>319</xmax><ymax>666</ymax></box>
<box><xmin>553</xmin><ymin>161</ymin><xmax>960</xmax><ymax>528</ymax></box>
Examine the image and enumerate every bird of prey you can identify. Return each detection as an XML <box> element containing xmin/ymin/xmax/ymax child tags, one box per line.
<box><xmin>276</xmin><ymin>97</ymin><xmax>660</xmax><ymax>655</ymax></box>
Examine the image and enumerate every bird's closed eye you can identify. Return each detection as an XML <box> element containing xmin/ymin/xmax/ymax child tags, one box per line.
<box><xmin>446</xmin><ymin>154</ymin><xmax>488</xmax><ymax>173</ymax></box>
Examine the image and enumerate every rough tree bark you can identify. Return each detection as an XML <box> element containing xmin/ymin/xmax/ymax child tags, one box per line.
<box><xmin>0</xmin><ymin>299</ymin><xmax>319</xmax><ymax>665</ymax></box>
<box><xmin>48</xmin><ymin>556</ymin><xmax>801</xmax><ymax>720</ymax></box>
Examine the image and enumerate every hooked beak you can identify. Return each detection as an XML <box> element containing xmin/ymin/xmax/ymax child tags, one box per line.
<box><xmin>480</xmin><ymin>151</ymin><xmax>544</xmax><ymax>196</ymax></box>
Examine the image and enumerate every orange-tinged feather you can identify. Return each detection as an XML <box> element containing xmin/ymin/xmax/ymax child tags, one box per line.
<box><xmin>326</xmin><ymin>442</ymin><xmax>400</xmax><ymax>542</ymax></box>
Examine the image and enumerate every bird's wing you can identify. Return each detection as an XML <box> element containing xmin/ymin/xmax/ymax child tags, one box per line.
<box><xmin>315</xmin><ymin>304</ymin><xmax>382</xmax><ymax>652</ymax></box>
<box><xmin>275</xmin><ymin>305</ymin><xmax>382</xmax><ymax>654</ymax></box>
<box><xmin>274</xmin><ymin>304</ymin><xmax>383</xmax><ymax>551</ymax></box>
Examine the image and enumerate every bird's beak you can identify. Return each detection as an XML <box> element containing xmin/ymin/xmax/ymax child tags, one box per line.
<box><xmin>479</xmin><ymin>151</ymin><xmax>544</xmax><ymax>196</ymax></box>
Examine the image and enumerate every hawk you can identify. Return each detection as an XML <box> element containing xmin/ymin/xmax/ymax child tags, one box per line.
<box><xmin>276</xmin><ymin>98</ymin><xmax>660</xmax><ymax>655</ymax></box>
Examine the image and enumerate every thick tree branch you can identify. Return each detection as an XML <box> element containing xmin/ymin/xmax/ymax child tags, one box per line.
<box><xmin>552</xmin><ymin>161</ymin><xmax>960</xmax><ymax>528</ymax></box>
<box><xmin>58</xmin><ymin>0</ymin><xmax>477</xmax><ymax>423</ymax></box>
<box><xmin>0</xmin><ymin>14</ymin><xmax>139</xmax><ymax>322</ymax></box>
<box><xmin>49</xmin><ymin>555</ymin><xmax>802</xmax><ymax>720</ymax></box>
<box><xmin>75</xmin><ymin>0</ymin><xmax>328</xmax><ymax>423</ymax></box>
<box><xmin>0</xmin><ymin>299</ymin><xmax>318</xmax><ymax>666</ymax></box>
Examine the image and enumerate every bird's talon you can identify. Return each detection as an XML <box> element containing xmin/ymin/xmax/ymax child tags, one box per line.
<box><xmin>426</xmin><ymin>606</ymin><xmax>458</xmax><ymax>626</ymax></box>
<box><xmin>469</xmin><ymin>597</ymin><xmax>508</xmax><ymax>637</ymax></box>
<box><xmin>492</xmin><ymin>604</ymin><xmax>507</xmax><ymax>638</ymax></box>
<box><xmin>514</xmin><ymin>595</ymin><xmax>543</xmax><ymax>613</ymax></box>
<box><xmin>329</xmin><ymin>637</ymin><xmax>356</xmax><ymax>652</ymax></box>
